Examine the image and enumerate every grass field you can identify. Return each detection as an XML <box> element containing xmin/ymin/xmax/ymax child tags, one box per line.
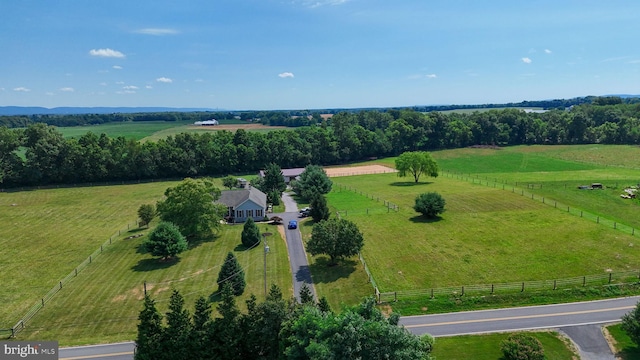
<box><xmin>431</xmin><ymin>331</ymin><xmax>577</xmax><ymax>359</ymax></box>
<box><xmin>54</xmin><ymin>120</ymin><xmax>288</xmax><ymax>141</ymax></box>
<box><xmin>0</xmin><ymin>179</ymin><xmax>292</xmax><ymax>345</ymax></box>
<box><xmin>17</xmin><ymin>223</ymin><xmax>292</xmax><ymax>345</ymax></box>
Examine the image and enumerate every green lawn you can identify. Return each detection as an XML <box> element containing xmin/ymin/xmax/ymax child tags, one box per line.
<box><xmin>432</xmin><ymin>331</ymin><xmax>577</xmax><ymax>359</ymax></box>
<box><xmin>17</xmin><ymin>222</ymin><xmax>292</xmax><ymax>346</ymax></box>
<box><xmin>606</xmin><ymin>323</ymin><xmax>640</xmax><ymax>359</ymax></box>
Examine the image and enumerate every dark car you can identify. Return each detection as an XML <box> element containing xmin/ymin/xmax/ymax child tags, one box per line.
<box><xmin>298</xmin><ymin>209</ymin><xmax>310</xmax><ymax>218</ymax></box>
<box><xmin>288</xmin><ymin>220</ymin><xmax>298</xmax><ymax>229</ymax></box>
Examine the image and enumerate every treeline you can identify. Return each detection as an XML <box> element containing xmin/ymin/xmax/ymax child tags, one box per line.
<box><xmin>2</xmin><ymin>96</ymin><xmax>637</xmax><ymax>129</ymax></box>
<box><xmin>1</xmin><ymin>102</ymin><xmax>640</xmax><ymax>188</ymax></box>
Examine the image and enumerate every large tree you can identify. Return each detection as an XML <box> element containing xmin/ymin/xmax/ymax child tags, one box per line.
<box><xmin>281</xmin><ymin>297</ymin><xmax>434</xmax><ymax>360</ymax></box>
<box><xmin>217</xmin><ymin>252</ymin><xmax>246</xmax><ymax>296</ymax></box>
<box><xmin>222</xmin><ymin>175</ymin><xmax>237</xmax><ymax>190</ymax></box>
<box><xmin>292</xmin><ymin>164</ymin><xmax>332</xmax><ymax>200</ymax></box>
<box><xmin>307</xmin><ymin>218</ymin><xmax>364</xmax><ymax>265</ymax></box>
<box><xmin>395</xmin><ymin>151</ymin><xmax>439</xmax><ymax>183</ymax></box>
<box><xmin>156</xmin><ymin>178</ymin><xmax>225</xmax><ymax>240</ymax></box>
<box><xmin>241</xmin><ymin>217</ymin><xmax>261</xmax><ymax>248</ymax></box>
<box><xmin>143</xmin><ymin>221</ymin><xmax>188</xmax><ymax>261</ymax></box>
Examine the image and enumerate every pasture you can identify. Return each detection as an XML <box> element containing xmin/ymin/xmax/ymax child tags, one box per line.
<box><xmin>0</xmin><ymin>180</ymin><xmax>292</xmax><ymax>345</ymax></box>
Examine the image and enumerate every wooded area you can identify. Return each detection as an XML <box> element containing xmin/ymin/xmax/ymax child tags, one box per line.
<box><xmin>1</xmin><ymin>98</ymin><xmax>640</xmax><ymax>187</ymax></box>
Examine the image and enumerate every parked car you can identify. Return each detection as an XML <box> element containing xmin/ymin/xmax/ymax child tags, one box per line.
<box><xmin>288</xmin><ymin>220</ymin><xmax>298</xmax><ymax>229</ymax></box>
<box><xmin>298</xmin><ymin>207</ymin><xmax>310</xmax><ymax>214</ymax></box>
<box><xmin>298</xmin><ymin>209</ymin><xmax>310</xmax><ymax>218</ymax></box>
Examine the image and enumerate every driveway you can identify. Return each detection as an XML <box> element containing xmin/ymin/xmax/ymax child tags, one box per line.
<box><xmin>275</xmin><ymin>192</ymin><xmax>317</xmax><ymax>302</ymax></box>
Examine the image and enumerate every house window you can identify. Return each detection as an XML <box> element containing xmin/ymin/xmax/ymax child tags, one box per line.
<box><xmin>246</xmin><ymin>210</ymin><xmax>253</xmax><ymax>218</ymax></box>
<box><xmin>236</xmin><ymin>210</ymin><xmax>243</xmax><ymax>218</ymax></box>
<box><xmin>256</xmin><ymin>209</ymin><xmax>263</xmax><ymax>217</ymax></box>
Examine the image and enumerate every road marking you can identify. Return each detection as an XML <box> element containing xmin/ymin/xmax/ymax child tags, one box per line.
<box><xmin>60</xmin><ymin>351</ymin><xmax>133</xmax><ymax>359</ymax></box>
<box><xmin>403</xmin><ymin>305</ymin><xmax>634</xmax><ymax>328</ymax></box>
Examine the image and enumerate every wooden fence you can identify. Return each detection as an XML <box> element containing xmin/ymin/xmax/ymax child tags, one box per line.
<box><xmin>7</xmin><ymin>220</ymin><xmax>141</xmax><ymax>338</ymax></box>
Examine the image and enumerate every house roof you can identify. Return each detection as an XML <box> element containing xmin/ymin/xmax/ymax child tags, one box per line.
<box><xmin>217</xmin><ymin>187</ymin><xmax>267</xmax><ymax>209</ymax></box>
<box><xmin>259</xmin><ymin>167</ymin><xmax>306</xmax><ymax>178</ymax></box>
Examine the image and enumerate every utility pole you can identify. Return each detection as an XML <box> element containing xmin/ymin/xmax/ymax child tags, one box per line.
<box><xmin>262</xmin><ymin>231</ymin><xmax>272</xmax><ymax>299</ymax></box>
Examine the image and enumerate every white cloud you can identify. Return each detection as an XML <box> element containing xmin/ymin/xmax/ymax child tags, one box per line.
<box><xmin>123</xmin><ymin>85</ymin><xmax>138</xmax><ymax>90</ymax></box>
<box><xmin>156</xmin><ymin>77</ymin><xmax>173</xmax><ymax>83</ymax></box>
<box><xmin>544</xmin><ymin>49</ymin><xmax>552</xmax><ymax>54</ymax></box>
<box><xmin>521</xmin><ymin>57</ymin><xmax>532</xmax><ymax>64</ymax></box>
<box><xmin>13</xmin><ymin>87</ymin><xmax>30</xmax><ymax>92</ymax></box>
<box><xmin>298</xmin><ymin>0</ymin><xmax>349</xmax><ymax>8</ymax></box>
<box><xmin>99</xmin><ymin>82</ymin><xmax>108</xmax><ymax>86</ymax></box>
<box><xmin>45</xmin><ymin>92</ymin><xmax>55</xmax><ymax>96</ymax></box>
<box><xmin>59</xmin><ymin>87</ymin><xmax>74</xmax><ymax>92</ymax></box>
<box><xmin>135</xmin><ymin>28</ymin><xmax>179</xmax><ymax>36</ymax></box>
<box><xmin>146</xmin><ymin>85</ymin><xmax>153</xmax><ymax>89</ymax></box>
<box><xmin>426</xmin><ymin>74</ymin><xmax>437</xmax><ymax>78</ymax></box>
<box><xmin>115</xmin><ymin>81</ymin><xmax>125</xmax><ymax>85</ymax></box>
<box><xmin>408</xmin><ymin>74</ymin><xmax>437</xmax><ymax>80</ymax></box>
<box><xmin>113</xmin><ymin>65</ymin><xmax>123</xmax><ymax>70</ymax></box>
<box><xmin>195</xmin><ymin>78</ymin><xmax>204</xmax><ymax>82</ymax></box>
<box><xmin>278</xmin><ymin>72</ymin><xmax>295</xmax><ymax>78</ymax></box>
<box><xmin>89</xmin><ymin>48</ymin><xmax>125</xmax><ymax>58</ymax></box>
<box><xmin>117</xmin><ymin>90</ymin><xmax>136</xmax><ymax>94</ymax></box>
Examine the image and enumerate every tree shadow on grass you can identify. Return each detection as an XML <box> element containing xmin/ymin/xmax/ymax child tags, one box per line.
<box><xmin>187</xmin><ymin>232</ymin><xmax>219</xmax><ymax>250</ymax></box>
<box><xmin>390</xmin><ymin>181</ymin><xmax>433</xmax><ymax>187</ymax></box>
<box><xmin>132</xmin><ymin>257</ymin><xmax>181</xmax><ymax>272</ymax></box>
<box><xmin>409</xmin><ymin>215</ymin><xmax>443</xmax><ymax>224</ymax></box>
<box><xmin>209</xmin><ymin>289</ymin><xmax>222</xmax><ymax>303</ymax></box>
<box><xmin>308</xmin><ymin>257</ymin><xmax>358</xmax><ymax>284</ymax></box>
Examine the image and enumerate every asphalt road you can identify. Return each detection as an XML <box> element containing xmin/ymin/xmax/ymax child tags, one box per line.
<box><xmin>277</xmin><ymin>192</ymin><xmax>317</xmax><ymax>302</ymax></box>
<box><xmin>60</xmin><ymin>296</ymin><xmax>639</xmax><ymax>359</ymax></box>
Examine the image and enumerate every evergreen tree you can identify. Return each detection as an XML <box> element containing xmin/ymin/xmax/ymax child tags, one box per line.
<box><xmin>217</xmin><ymin>252</ymin><xmax>246</xmax><ymax>296</ymax></box>
<box><xmin>309</xmin><ymin>194</ymin><xmax>330</xmax><ymax>222</ymax></box>
<box><xmin>299</xmin><ymin>283</ymin><xmax>314</xmax><ymax>305</ymax></box>
<box><xmin>212</xmin><ymin>283</ymin><xmax>242</xmax><ymax>360</ymax></box>
<box><xmin>143</xmin><ymin>221</ymin><xmax>188</xmax><ymax>261</ymax></box>
<box><xmin>135</xmin><ymin>295</ymin><xmax>165</xmax><ymax>360</ymax></box>
<box><xmin>190</xmin><ymin>296</ymin><xmax>212</xmax><ymax>360</ymax></box>
<box><xmin>163</xmin><ymin>290</ymin><xmax>192</xmax><ymax>360</ymax></box>
<box><xmin>292</xmin><ymin>164</ymin><xmax>332</xmax><ymax>200</ymax></box>
<box><xmin>622</xmin><ymin>301</ymin><xmax>640</xmax><ymax>346</ymax></box>
<box><xmin>241</xmin><ymin>217</ymin><xmax>261</xmax><ymax>248</ymax></box>
<box><xmin>317</xmin><ymin>296</ymin><xmax>332</xmax><ymax>314</ymax></box>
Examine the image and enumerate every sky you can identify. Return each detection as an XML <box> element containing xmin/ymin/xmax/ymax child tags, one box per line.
<box><xmin>1</xmin><ymin>0</ymin><xmax>640</xmax><ymax>110</ymax></box>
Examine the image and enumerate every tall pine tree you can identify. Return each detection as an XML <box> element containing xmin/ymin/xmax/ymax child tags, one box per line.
<box><xmin>217</xmin><ymin>252</ymin><xmax>246</xmax><ymax>296</ymax></box>
<box><xmin>163</xmin><ymin>290</ymin><xmax>192</xmax><ymax>360</ymax></box>
<box><xmin>212</xmin><ymin>283</ymin><xmax>242</xmax><ymax>360</ymax></box>
<box><xmin>135</xmin><ymin>295</ymin><xmax>164</xmax><ymax>360</ymax></box>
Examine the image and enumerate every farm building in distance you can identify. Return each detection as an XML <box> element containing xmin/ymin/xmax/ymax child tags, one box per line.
<box><xmin>194</xmin><ymin>119</ymin><xmax>219</xmax><ymax>126</ymax></box>
<box><xmin>259</xmin><ymin>168</ymin><xmax>305</xmax><ymax>184</ymax></box>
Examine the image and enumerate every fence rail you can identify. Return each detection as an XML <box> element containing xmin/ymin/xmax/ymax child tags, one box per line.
<box><xmin>7</xmin><ymin>219</ymin><xmax>141</xmax><ymax>338</ymax></box>
<box><xmin>378</xmin><ymin>270</ymin><xmax>640</xmax><ymax>303</ymax></box>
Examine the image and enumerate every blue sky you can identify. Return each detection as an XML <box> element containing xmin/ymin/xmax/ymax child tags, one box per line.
<box><xmin>2</xmin><ymin>0</ymin><xmax>639</xmax><ymax>110</ymax></box>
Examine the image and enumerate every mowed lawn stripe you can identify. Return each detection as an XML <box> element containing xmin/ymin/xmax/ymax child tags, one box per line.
<box><xmin>18</xmin><ymin>223</ymin><xmax>292</xmax><ymax>345</ymax></box>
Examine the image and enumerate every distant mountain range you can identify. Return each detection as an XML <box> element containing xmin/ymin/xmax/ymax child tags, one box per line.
<box><xmin>0</xmin><ymin>106</ymin><xmax>216</xmax><ymax>116</ymax></box>
<box><xmin>1</xmin><ymin>95</ymin><xmax>639</xmax><ymax>116</ymax></box>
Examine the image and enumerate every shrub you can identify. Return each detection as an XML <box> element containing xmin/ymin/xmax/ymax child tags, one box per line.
<box><xmin>414</xmin><ymin>192</ymin><xmax>446</xmax><ymax>218</ymax></box>
<box><xmin>500</xmin><ymin>333</ymin><xmax>545</xmax><ymax>360</ymax></box>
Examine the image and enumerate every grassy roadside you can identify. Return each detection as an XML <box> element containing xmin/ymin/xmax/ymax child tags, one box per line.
<box><xmin>432</xmin><ymin>331</ymin><xmax>577</xmax><ymax>359</ymax></box>
<box><xmin>606</xmin><ymin>323</ymin><xmax>640</xmax><ymax>359</ymax></box>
